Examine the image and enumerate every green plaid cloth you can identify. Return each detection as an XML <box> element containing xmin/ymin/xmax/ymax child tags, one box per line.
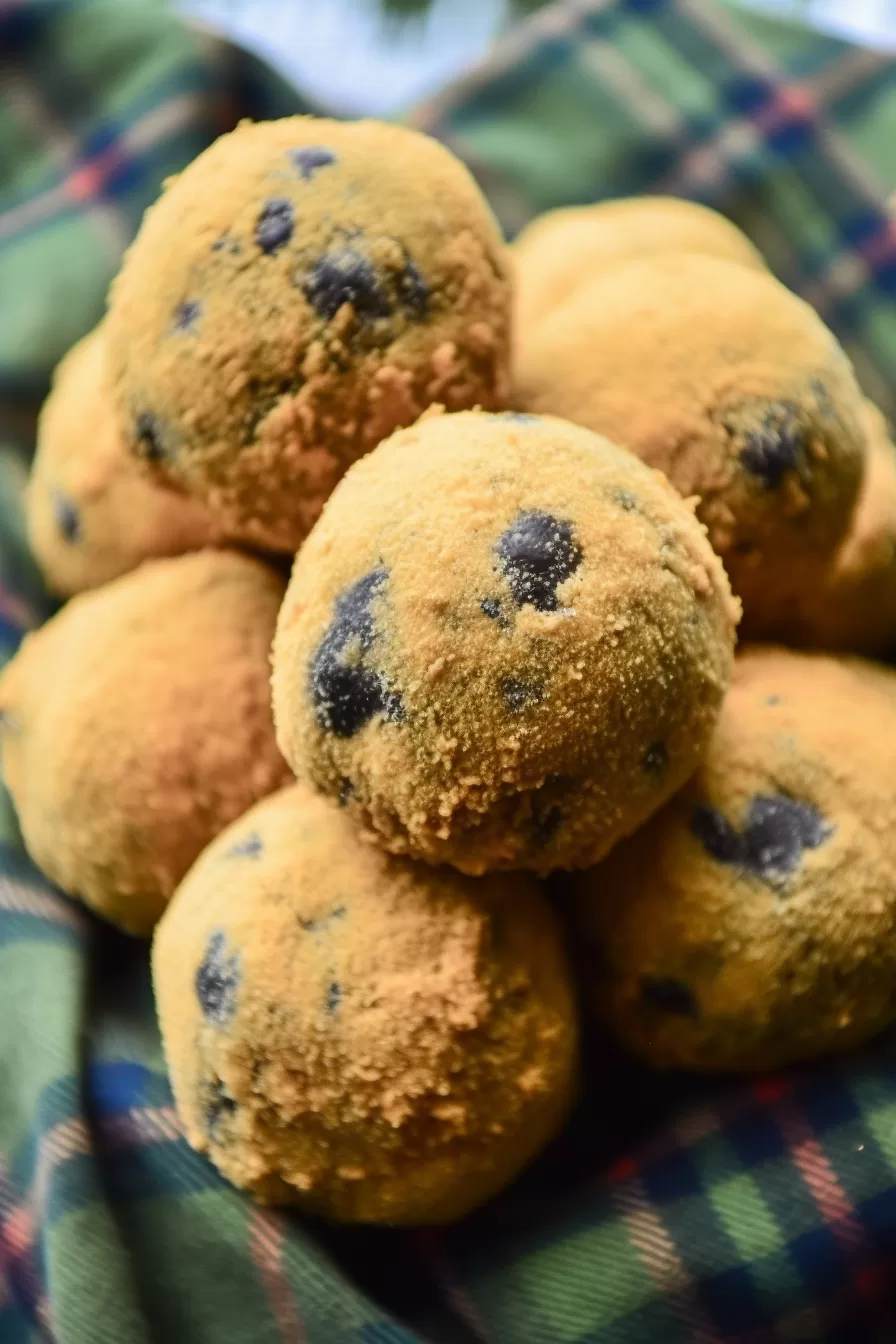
<box><xmin>2</xmin><ymin>2</ymin><xmax>896</xmax><ymax>1341</ymax></box>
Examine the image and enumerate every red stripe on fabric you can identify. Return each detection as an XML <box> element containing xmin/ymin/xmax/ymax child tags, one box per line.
<box><xmin>611</xmin><ymin>1176</ymin><xmax>722</xmax><ymax>1344</ymax></box>
<box><xmin>248</xmin><ymin>1208</ymin><xmax>307</xmax><ymax>1344</ymax></box>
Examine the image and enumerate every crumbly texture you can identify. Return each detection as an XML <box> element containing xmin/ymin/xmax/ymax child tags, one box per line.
<box><xmin>770</xmin><ymin>402</ymin><xmax>896</xmax><ymax>655</ymax></box>
<box><xmin>272</xmin><ymin>410</ymin><xmax>739</xmax><ymax>875</ymax></box>
<box><xmin>106</xmin><ymin>116</ymin><xmax>511</xmax><ymax>552</ymax></box>
<box><xmin>0</xmin><ymin>551</ymin><xmax>291</xmax><ymax>934</ymax></box>
<box><xmin>152</xmin><ymin>783</ymin><xmax>578</xmax><ymax>1223</ymax></box>
<box><xmin>514</xmin><ymin>254</ymin><xmax>866</xmax><ymax>629</ymax></box>
<box><xmin>27</xmin><ymin>325</ymin><xmax>227</xmax><ymax>596</ymax></box>
<box><xmin>513</xmin><ymin>197</ymin><xmax>765</xmax><ymax>329</ymax></box>
<box><xmin>571</xmin><ymin>646</ymin><xmax>896</xmax><ymax>1071</ymax></box>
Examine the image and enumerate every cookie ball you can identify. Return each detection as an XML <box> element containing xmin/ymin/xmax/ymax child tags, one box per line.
<box><xmin>515</xmin><ymin>254</ymin><xmax>867</xmax><ymax>630</ymax></box>
<box><xmin>27</xmin><ymin>325</ymin><xmax>226</xmax><ymax>596</ymax></box>
<box><xmin>513</xmin><ymin>197</ymin><xmax>765</xmax><ymax>329</ymax></box>
<box><xmin>153</xmin><ymin>782</ymin><xmax>578</xmax><ymax>1223</ymax></box>
<box><xmin>779</xmin><ymin>403</ymin><xmax>896</xmax><ymax>656</ymax></box>
<box><xmin>0</xmin><ymin>551</ymin><xmax>290</xmax><ymax>934</ymax></box>
<box><xmin>571</xmin><ymin>647</ymin><xmax>896</xmax><ymax>1071</ymax></box>
<box><xmin>106</xmin><ymin>116</ymin><xmax>511</xmax><ymax>552</ymax></box>
<box><xmin>272</xmin><ymin>410</ymin><xmax>738</xmax><ymax>876</ymax></box>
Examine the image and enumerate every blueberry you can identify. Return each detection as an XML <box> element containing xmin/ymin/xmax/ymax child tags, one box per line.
<box><xmin>496</xmin><ymin>510</ymin><xmax>582</xmax><ymax>612</ymax></box>
<box><xmin>195</xmin><ymin>932</ymin><xmax>241</xmax><ymax>1026</ymax></box>
<box><xmin>206</xmin><ymin>1076</ymin><xmax>237</xmax><ymax>1135</ymax></box>
<box><xmin>135</xmin><ymin>411</ymin><xmax>165</xmax><ymax>462</ymax></box>
<box><xmin>51</xmin><ymin>490</ymin><xmax>81</xmax><ymax>544</ymax></box>
<box><xmin>310</xmin><ymin>569</ymin><xmax>403</xmax><ymax>736</ymax></box>
<box><xmin>338</xmin><ymin>778</ymin><xmax>355</xmax><ymax>807</ymax></box>
<box><xmin>174</xmin><ymin>299</ymin><xmax>201</xmax><ymax>332</ymax></box>
<box><xmin>500</xmin><ymin>677</ymin><xmax>543</xmax><ymax>713</ymax></box>
<box><xmin>290</xmin><ymin>145</ymin><xmax>337</xmax><ymax>179</ymax></box>
<box><xmin>614</xmin><ymin>489</ymin><xmax>639</xmax><ymax>512</ymax></box>
<box><xmin>326</xmin><ymin>981</ymin><xmax>342</xmax><ymax>1013</ymax></box>
<box><xmin>497</xmin><ymin>412</ymin><xmax>539</xmax><ymax>424</ymax></box>
<box><xmin>740</xmin><ymin>408</ymin><xmax>804</xmax><ymax>487</ymax></box>
<box><xmin>742</xmin><ymin>795</ymin><xmax>830</xmax><ymax>880</ymax></box>
<box><xmin>480</xmin><ymin>597</ymin><xmax>503</xmax><ymax>621</ymax></box>
<box><xmin>643</xmin><ymin>742</ymin><xmax>668</xmax><ymax>774</ymax></box>
<box><xmin>225</xmin><ymin>831</ymin><xmax>263</xmax><ymax>860</ymax></box>
<box><xmin>640</xmin><ymin>976</ymin><xmax>698</xmax><ymax>1016</ymax></box>
<box><xmin>691</xmin><ymin>794</ymin><xmax>831</xmax><ymax>882</ymax></box>
<box><xmin>303</xmin><ymin>249</ymin><xmax>391</xmax><ymax>323</ymax></box>
<box><xmin>691</xmin><ymin>805</ymin><xmax>746</xmax><ymax>866</ymax></box>
<box><xmin>255</xmin><ymin>197</ymin><xmax>294</xmax><ymax>254</ymax></box>
<box><xmin>397</xmin><ymin>256</ymin><xmax>428</xmax><ymax>318</ymax></box>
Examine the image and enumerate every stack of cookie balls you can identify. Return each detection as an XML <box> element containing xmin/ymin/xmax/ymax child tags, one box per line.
<box><xmin>4</xmin><ymin>117</ymin><xmax>896</xmax><ymax>1226</ymax></box>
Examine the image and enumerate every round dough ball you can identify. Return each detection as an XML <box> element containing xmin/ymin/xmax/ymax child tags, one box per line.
<box><xmin>778</xmin><ymin>402</ymin><xmax>896</xmax><ymax>656</ymax></box>
<box><xmin>571</xmin><ymin>646</ymin><xmax>896</xmax><ymax>1071</ymax></box>
<box><xmin>513</xmin><ymin>197</ymin><xmax>765</xmax><ymax>329</ymax></box>
<box><xmin>27</xmin><ymin>324</ymin><xmax>227</xmax><ymax>596</ymax></box>
<box><xmin>153</xmin><ymin>782</ymin><xmax>578</xmax><ymax>1223</ymax></box>
<box><xmin>0</xmin><ymin>551</ymin><xmax>291</xmax><ymax>934</ymax></box>
<box><xmin>272</xmin><ymin>410</ymin><xmax>739</xmax><ymax>875</ymax></box>
<box><xmin>515</xmin><ymin>254</ymin><xmax>867</xmax><ymax>629</ymax></box>
<box><xmin>106</xmin><ymin>116</ymin><xmax>511</xmax><ymax>552</ymax></box>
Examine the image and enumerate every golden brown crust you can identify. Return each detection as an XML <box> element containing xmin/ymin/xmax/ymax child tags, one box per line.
<box><xmin>766</xmin><ymin>402</ymin><xmax>896</xmax><ymax>655</ymax></box>
<box><xmin>513</xmin><ymin>197</ymin><xmax>765</xmax><ymax>329</ymax></box>
<box><xmin>106</xmin><ymin>117</ymin><xmax>512</xmax><ymax>552</ymax></box>
<box><xmin>571</xmin><ymin>646</ymin><xmax>896</xmax><ymax>1071</ymax></box>
<box><xmin>514</xmin><ymin>254</ymin><xmax>866</xmax><ymax>630</ymax></box>
<box><xmin>272</xmin><ymin>409</ymin><xmax>739</xmax><ymax>875</ymax></box>
<box><xmin>152</xmin><ymin>783</ymin><xmax>578</xmax><ymax>1223</ymax></box>
<box><xmin>0</xmin><ymin>550</ymin><xmax>291</xmax><ymax>934</ymax></box>
<box><xmin>27</xmin><ymin>324</ymin><xmax>227</xmax><ymax>595</ymax></box>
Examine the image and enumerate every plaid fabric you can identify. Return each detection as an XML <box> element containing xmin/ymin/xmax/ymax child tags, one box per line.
<box><xmin>2</xmin><ymin>1</ymin><xmax>896</xmax><ymax>1341</ymax></box>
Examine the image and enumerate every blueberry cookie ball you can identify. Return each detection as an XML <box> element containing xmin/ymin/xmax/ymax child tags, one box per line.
<box><xmin>780</xmin><ymin>403</ymin><xmax>896</xmax><ymax>656</ymax></box>
<box><xmin>513</xmin><ymin>197</ymin><xmax>765</xmax><ymax>329</ymax></box>
<box><xmin>571</xmin><ymin>646</ymin><xmax>896</xmax><ymax>1071</ymax></box>
<box><xmin>272</xmin><ymin>410</ymin><xmax>738</xmax><ymax>875</ymax></box>
<box><xmin>153</xmin><ymin>782</ymin><xmax>577</xmax><ymax>1223</ymax></box>
<box><xmin>515</xmin><ymin>254</ymin><xmax>867</xmax><ymax>631</ymax></box>
<box><xmin>27</xmin><ymin>325</ymin><xmax>226</xmax><ymax>596</ymax></box>
<box><xmin>106</xmin><ymin>116</ymin><xmax>511</xmax><ymax>552</ymax></box>
<box><xmin>0</xmin><ymin>551</ymin><xmax>290</xmax><ymax>934</ymax></box>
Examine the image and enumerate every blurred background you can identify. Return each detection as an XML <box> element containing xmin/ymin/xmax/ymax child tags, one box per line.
<box><xmin>179</xmin><ymin>0</ymin><xmax>896</xmax><ymax>115</ymax></box>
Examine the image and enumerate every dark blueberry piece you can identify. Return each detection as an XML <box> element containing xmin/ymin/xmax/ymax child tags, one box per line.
<box><xmin>303</xmin><ymin>249</ymin><xmax>391</xmax><ymax>323</ymax></box>
<box><xmin>613</xmin><ymin>489</ymin><xmax>639</xmax><ymax>512</ymax></box>
<box><xmin>480</xmin><ymin>597</ymin><xmax>502</xmax><ymax>621</ymax></box>
<box><xmin>740</xmin><ymin>411</ymin><xmax>805</xmax><ymax>487</ymax></box>
<box><xmin>497</xmin><ymin>412</ymin><xmax>539</xmax><ymax>424</ymax></box>
<box><xmin>195</xmin><ymin>931</ymin><xmax>241</xmax><ymax>1026</ymax></box>
<box><xmin>640</xmin><ymin>976</ymin><xmax>699</xmax><ymax>1016</ymax></box>
<box><xmin>742</xmin><ymin>795</ymin><xmax>831</xmax><ymax>880</ymax></box>
<box><xmin>299</xmin><ymin>905</ymin><xmax>347</xmax><ymax>934</ymax></box>
<box><xmin>397</xmin><ymin>257</ymin><xmax>428</xmax><ymax>318</ymax></box>
<box><xmin>225</xmin><ymin>831</ymin><xmax>263</xmax><ymax>860</ymax></box>
<box><xmin>290</xmin><ymin>145</ymin><xmax>337</xmax><ymax>179</ymax></box>
<box><xmin>500</xmin><ymin>677</ymin><xmax>543</xmax><ymax>714</ymax></box>
<box><xmin>51</xmin><ymin>489</ymin><xmax>81</xmax><ymax>544</ymax></box>
<box><xmin>496</xmin><ymin>510</ymin><xmax>582</xmax><ymax>612</ymax></box>
<box><xmin>766</xmin><ymin>695</ymin><xmax>782</xmax><ymax>706</ymax></box>
<box><xmin>310</xmin><ymin>568</ymin><xmax>403</xmax><ymax>736</ymax></box>
<box><xmin>691</xmin><ymin>805</ymin><xmax>745</xmax><ymax>866</ymax></box>
<box><xmin>338</xmin><ymin>777</ymin><xmax>355</xmax><ymax>807</ymax></box>
<box><xmin>255</xmin><ymin>197</ymin><xmax>294</xmax><ymax>254</ymax></box>
<box><xmin>135</xmin><ymin>411</ymin><xmax>165</xmax><ymax>462</ymax></box>
<box><xmin>326</xmin><ymin>981</ymin><xmax>342</xmax><ymax>1013</ymax></box>
<box><xmin>206</xmin><ymin>1076</ymin><xmax>237</xmax><ymax>1135</ymax></box>
<box><xmin>643</xmin><ymin>742</ymin><xmax>668</xmax><ymax>775</ymax></box>
<box><xmin>174</xmin><ymin>299</ymin><xmax>201</xmax><ymax>332</ymax></box>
